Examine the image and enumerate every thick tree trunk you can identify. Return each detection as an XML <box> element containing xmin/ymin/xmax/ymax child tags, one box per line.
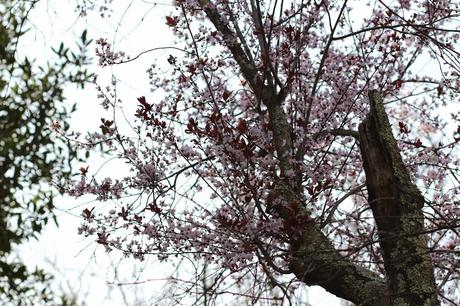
<box><xmin>358</xmin><ymin>90</ymin><xmax>439</xmax><ymax>305</ymax></box>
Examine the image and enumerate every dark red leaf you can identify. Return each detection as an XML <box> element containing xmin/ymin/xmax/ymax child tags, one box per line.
<box><xmin>398</xmin><ymin>121</ymin><xmax>410</xmax><ymax>133</ymax></box>
<box><xmin>437</xmin><ymin>85</ymin><xmax>444</xmax><ymax>97</ymax></box>
<box><xmin>165</xmin><ymin>16</ymin><xmax>178</xmax><ymax>27</ymax></box>
<box><xmin>236</xmin><ymin>119</ymin><xmax>247</xmax><ymax>133</ymax></box>
<box><xmin>147</xmin><ymin>203</ymin><xmax>162</xmax><ymax>214</ymax></box>
<box><xmin>118</xmin><ymin>207</ymin><xmax>128</xmax><ymax>220</ymax></box>
<box><xmin>80</xmin><ymin>166</ymin><xmax>89</xmax><ymax>176</ymax></box>
<box><xmin>223</xmin><ymin>90</ymin><xmax>232</xmax><ymax>101</ymax></box>
<box><xmin>167</xmin><ymin>55</ymin><xmax>176</xmax><ymax>65</ymax></box>
<box><xmin>82</xmin><ymin>207</ymin><xmax>94</xmax><ymax>220</ymax></box>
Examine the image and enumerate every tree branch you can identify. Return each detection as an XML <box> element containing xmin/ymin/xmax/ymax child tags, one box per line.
<box><xmin>198</xmin><ymin>0</ymin><xmax>261</xmax><ymax>94</ymax></box>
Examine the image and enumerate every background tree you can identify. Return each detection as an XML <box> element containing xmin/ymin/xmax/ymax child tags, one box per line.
<box><xmin>63</xmin><ymin>0</ymin><xmax>460</xmax><ymax>305</ymax></box>
<box><xmin>0</xmin><ymin>0</ymin><xmax>93</xmax><ymax>304</ymax></box>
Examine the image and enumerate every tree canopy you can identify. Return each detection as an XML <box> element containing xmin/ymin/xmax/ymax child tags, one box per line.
<box><xmin>58</xmin><ymin>0</ymin><xmax>460</xmax><ymax>305</ymax></box>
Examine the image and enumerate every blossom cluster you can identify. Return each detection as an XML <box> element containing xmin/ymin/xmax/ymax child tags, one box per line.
<box><xmin>95</xmin><ymin>38</ymin><xmax>127</xmax><ymax>67</ymax></box>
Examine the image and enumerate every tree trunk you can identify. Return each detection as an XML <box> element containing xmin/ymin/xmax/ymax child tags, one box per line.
<box><xmin>358</xmin><ymin>90</ymin><xmax>439</xmax><ymax>305</ymax></box>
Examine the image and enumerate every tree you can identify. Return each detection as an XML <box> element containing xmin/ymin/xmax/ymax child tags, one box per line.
<box><xmin>0</xmin><ymin>0</ymin><xmax>92</xmax><ymax>304</ymax></box>
<box><xmin>63</xmin><ymin>0</ymin><xmax>460</xmax><ymax>305</ymax></box>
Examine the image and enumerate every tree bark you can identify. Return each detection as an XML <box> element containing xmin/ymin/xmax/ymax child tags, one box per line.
<box><xmin>358</xmin><ymin>90</ymin><xmax>439</xmax><ymax>305</ymax></box>
<box><xmin>288</xmin><ymin>219</ymin><xmax>390</xmax><ymax>306</ymax></box>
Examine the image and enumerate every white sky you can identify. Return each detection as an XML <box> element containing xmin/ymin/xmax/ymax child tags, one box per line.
<box><xmin>12</xmin><ymin>0</ymin><xmax>380</xmax><ymax>305</ymax></box>
<box><xmin>18</xmin><ymin>1</ymin><xmax>183</xmax><ymax>305</ymax></box>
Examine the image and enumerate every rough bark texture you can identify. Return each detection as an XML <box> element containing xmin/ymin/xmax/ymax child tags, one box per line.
<box><xmin>358</xmin><ymin>90</ymin><xmax>439</xmax><ymax>306</ymax></box>
<box><xmin>288</xmin><ymin>219</ymin><xmax>391</xmax><ymax>306</ymax></box>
